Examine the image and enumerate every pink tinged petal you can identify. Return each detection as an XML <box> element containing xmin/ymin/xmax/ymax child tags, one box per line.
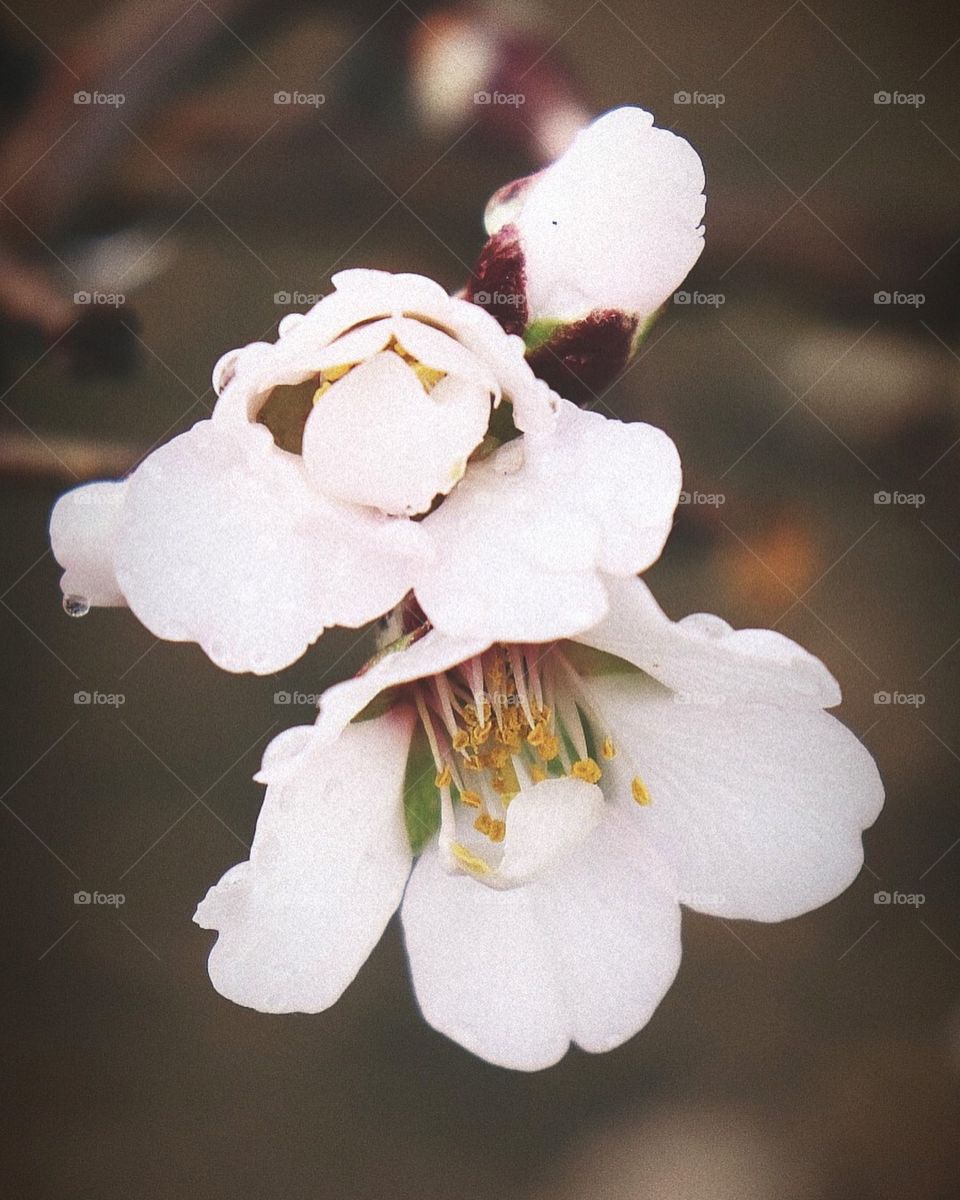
<box><xmin>578</xmin><ymin>575</ymin><xmax>841</xmax><ymax>708</ymax></box>
<box><xmin>503</xmin><ymin>107</ymin><xmax>705</xmax><ymax>322</ymax></box>
<box><xmin>591</xmin><ymin>672</ymin><xmax>884</xmax><ymax>921</ymax></box>
<box><xmin>302</xmin><ymin>352</ymin><xmax>491</xmax><ymax>517</ymax></box>
<box><xmin>113</xmin><ymin>419</ymin><xmax>420</xmax><ymax>674</ymax></box>
<box><xmin>49</xmin><ymin>481</ymin><xmax>128</xmax><ymax>607</ymax></box>
<box><xmin>195</xmin><ymin>708</ymin><xmax>415</xmax><ymax>1013</ymax></box>
<box><xmin>439</xmin><ymin>777</ymin><xmax>604</xmax><ymax>888</ymax></box>
<box><xmin>402</xmin><ymin>814</ymin><xmax>682</xmax><ymax>1070</ymax></box>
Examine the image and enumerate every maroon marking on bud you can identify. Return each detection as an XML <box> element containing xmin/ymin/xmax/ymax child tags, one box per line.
<box><xmin>465</xmin><ymin>224</ymin><xmax>528</xmax><ymax>337</ymax></box>
<box><xmin>526</xmin><ymin>311</ymin><xmax>639</xmax><ymax>405</ymax></box>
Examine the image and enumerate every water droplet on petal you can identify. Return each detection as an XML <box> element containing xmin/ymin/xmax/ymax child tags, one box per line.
<box><xmin>63</xmin><ymin>594</ymin><xmax>90</xmax><ymax>618</ymax></box>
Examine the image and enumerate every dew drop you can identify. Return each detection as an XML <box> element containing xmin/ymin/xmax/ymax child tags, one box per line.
<box><xmin>63</xmin><ymin>594</ymin><xmax>90</xmax><ymax>618</ymax></box>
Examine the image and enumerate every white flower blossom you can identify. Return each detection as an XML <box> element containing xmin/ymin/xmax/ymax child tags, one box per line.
<box><xmin>482</xmin><ymin>106</ymin><xmax>706</xmax><ymax>326</ymax></box>
<box><xmin>195</xmin><ymin>577</ymin><xmax>883</xmax><ymax>1071</ymax></box>
<box><xmin>50</xmin><ymin>269</ymin><xmax>681</xmax><ymax>672</ymax></box>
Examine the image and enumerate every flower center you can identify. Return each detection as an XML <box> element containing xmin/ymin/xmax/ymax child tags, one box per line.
<box><xmin>411</xmin><ymin>643</ymin><xmax>616</xmax><ymax>846</ymax></box>
<box><xmin>311</xmin><ymin>336</ymin><xmax>446</xmax><ymax>404</ymax></box>
<box><xmin>256</xmin><ymin>337</ymin><xmax>448</xmax><ymax>456</ymax></box>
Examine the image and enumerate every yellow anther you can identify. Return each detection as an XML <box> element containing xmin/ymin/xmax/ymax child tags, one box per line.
<box><xmin>531</xmin><ymin>766</ymin><xmax>548</xmax><ymax>784</ymax></box>
<box><xmin>462</xmin><ymin>754</ymin><xmax>482</xmax><ymax>772</ymax></box>
<box><xmin>450</xmin><ymin>842</ymin><xmax>490</xmax><ymax>875</ymax></box>
<box><xmin>497</xmin><ymin>727</ymin><xmax>521</xmax><ymax>751</ymax></box>
<box><xmin>601</xmin><ymin>736</ymin><xmax>616</xmax><ymax>759</ymax></box>
<box><xmin>474</xmin><ymin>812</ymin><xmax>493</xmax><ymax>836</ymax></box>
<box><xmin>482</xmin><ymin>746</ymin><xmax>509</xmax><ymax>770</ymax></box>
<box><xmin>452</xmin><ymin>730</ymin><xmax>470</xmax><ymax>752</ymax></box>
<box><xmin>434</xmin><ymin>765</ymin><xmax>452</xmax><ymax>789</ymax></box>
<box><xmin>632</xmin><ymin>776</ymin><xmax>652</xmax><ymax>806</ymax></box>
<box><xmin>571</xmin><ymin>758</ymin><xmax>602</xmax><ymax>784</ymax></box>
<box><xmin>487</xmin><ymin>819</ymin><xmax>506</xmax><ymax>843</ymax></box>
<box><xmin>470</xmin><ymin>721</ymin><xmax>493</xmax><ymax>746</ymax></box>
<box><xmin>459</xmin><ymin>789</ymin><xmax>482</xmax><ymax>809</ymax></box>
<box><xmin>411</xmin><ymin>361</ymin><xmax>446</xmax><ymax>391</ymax></box>
<box><xmin>324</xmin><ymin>362</ymin><xmax>354</xmax><ymax>382</ymax></box>
<box><xmin>492</xmin><ymin>771</ymin><xmax>509</xmax><ymax>795</ymax></box>
<box><xmin>538</xmin><ymin>735</ymin><xmax>560</xmax><ymax>762</ymax></box>
<box><xmin>526</xmin><ymin>723</ymin><xmax>546</xmax><ymax>747</ymax></box>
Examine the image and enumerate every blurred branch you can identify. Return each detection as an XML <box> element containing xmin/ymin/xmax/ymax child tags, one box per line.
<box><xmin>0</xmin><ymin>430</ymin><xmax>141</xmax><ymax>484</ymax></box>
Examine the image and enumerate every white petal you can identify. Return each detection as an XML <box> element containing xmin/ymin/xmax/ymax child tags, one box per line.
<box><xmin>577</xmin><ymin>575</ymin><xmax>841</xmax><ymax>708</ymax></box>
<box><xmin>213</xmin><ymin>270</ymin><xmax>556</xmax><ymax>439</ymax></box>
<box><xmin>524</xmin><ymin>400</ymin><xmax>682</xmax><ymax>576</ymax></box>
<box><xmin>272</xmin><ymin>627</ymin><xmax>492</xmax><ymax>769</ymax></box>
<box><xmin>402</xmin><ymin>813</ymin><xmax>682</xmax><ymax>1070</ymax></box>
<box><xmin>439</xmin><ymin>777</ymin><xmax>604</xmax><ymax>888</ymax></box>
<box><xmin>501</xmin><ymin>107</ymin><xmax>705</xmax><ymax>322</ymax></box>
<box><xmin>195</xmin><ymin>707</ymin><xmax>415</xmax><ymax>1013</ymax></box>
<box><xmin>114</xmin><ymin>419</ymin><xmax>420</xmax><ymax>674</ymax></box>
<box><xmin>416</xmin><ymin>438</ymin><xmax>608</xmax><ymax>643</ymax></box>
<box><xmin>591</xmin><ymin>672</ymin><xmax>884</xmax><ymax>921</ymax></box>
<box><xmin>49</xmin><ymin>481</ymin><xmax>128</xmax><ymax>607</ymax></box>
<box><xmin>415</xmin><ymin>401</ymin><xmax>680</xmax><ymax>642</ymax></box>
<box><xmin>302</xmin><ymin>352</ymin><xmax>490</xmax><ymax>516</ymax></box>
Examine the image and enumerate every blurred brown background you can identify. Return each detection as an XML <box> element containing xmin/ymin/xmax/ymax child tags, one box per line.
<box><xmin>1</xmin><ymin>1</ymin><xmax>959</xmax><ymax>1197</ymax></box>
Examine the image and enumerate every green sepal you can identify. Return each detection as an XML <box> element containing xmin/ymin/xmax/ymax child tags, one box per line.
<box><xmin>561</xmin><ymin>641</ymin><xmax>643</xmax><ymax>678</ymax></box>
<box><xmin>522</xmin><ymin>318</ymin><xmax>564</xmax><ymax>352</ymax></box>
<box><xmin>351</xmin><ymin>687</ymin><xmax>400</xmax><ymax>723</ymax></box>
<box><xmin>401</xmin><ymin>723</ymin><xmax>441</xmax><ymax>854</ymax></box>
